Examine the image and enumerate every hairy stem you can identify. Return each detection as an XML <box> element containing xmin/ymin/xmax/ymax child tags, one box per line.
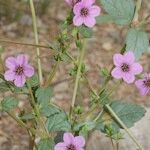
<box><xmin>27</xmin><ymin>81</ymin><xmax>49</xmax><ymax>138</ymax></box>
<box><xmin>70</xmin><ymin>40</ymin><xmax>86</xmax><ymax>117</ymax></box>
<box><xmin>105</xmin><ymin>104</ymin><xmax>143</xmax><ymax>150</ymax></box>
<box><xmin>29</xmin><ymin>0</ymin><xmax>43</xmax><ymax>86</ymax></box>
<box><xmin>133</xmin><ymin>0</ymin><xmax>142</xmax><ymax>25</ymax></box>
<box><xmin>7</xmin><ymin>111</ymin><xmax>35</xmax><ymax>135</ymax></box>
<box><xmin>45</xmin><ymin>60</ymin><xmax>60</xmax><ymax>87</ymax></box>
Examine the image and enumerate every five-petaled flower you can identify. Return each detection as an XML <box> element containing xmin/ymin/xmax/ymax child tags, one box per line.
<box><xmin>135</xmin><ymin>73</ymin><xmax>150</xmax><ymax>96</ymax></box>
<box><xmin>111</xmin><ymin>51</ymin><xmax>143</xmax><ymax>84</ymax></box>
<box><xmin>4</xmin><ymin>54</ymin><xmax>34</xmax><ymax>87</ymax></box>
<box><xmin>73</xmin><ymin>0</ymin><xmax>101</xmax><ymax>27</ymax></box>
<box><xmin>54</xmin><ymin>132</ymin><xmax>85</xmax><ymax>150</ymax></box>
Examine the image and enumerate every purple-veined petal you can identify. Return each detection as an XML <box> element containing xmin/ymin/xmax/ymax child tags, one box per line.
<box><xmin>111</xmin><ymin>67</ymin><xmax>123</xmax><ymax>79</ymax></box>
<box><xmin>5</xmin><ymin>57</ymin><xmax>17</xmax><ymax>70</ymax></box>
<box><xmin>16</xmin><ymin>54</ymin><xmax>28</xmax><ymax>65</ymax></box>
<box><xmin>4</xmin><ymin>70</ymin><xmax>15</xmax><ymax>81</ymax></box>
<box><xmin>124</xmin><ymin>51</ymin><xmax>135</xmax><ymax>64</ymax></box>
<box><xmin>123</xmin><ymin>73</ymin><xmax>135</xmax><ymax>83</ymax></box>
<box><xmin>90</xmin><ymin>5</ymin><xmax>101</xmax><ymax>17</ymax></box>
<box><xmin>73</xmin><ymin>16</ymin><xmax>84</xmax><ymax>26</ymax></box>
<box><xmin>63</xmin><ymin>133</ymin><xmax>74</xmax><ymax>145</ymax></box>
<box><xmin>74</xmin><ymin>136</ymin><xmax>85</xmax><ymax>148</ymax></box>
<box><xmin>84</xmin><ymin>16</ymin><xmax>96</xmax><ymax>28</ymax></box>
<box><xmin>54</xmin><ymin>142</ymin><xmax>66</xmax><ymax>150</ymax></box>
<box><xmin>83</xmin><ymin>0</ymin><xmax>95</xmax><ymax>6</ymax></box>
<box><xmin>24</xmin><ymin>65</ymin><xmax>34</xmax><ymax>77</ymax></box>
<box><xmin>73</xmin><ymin>3</ymin><xmax>83</xmax><ymax>14</ymax></box>
<box><xmin>113</xmin><ymin>54</ymin><xmax>124</xmax><ymax>67</ymax></box>
<box><xmin>132</xmin><ymin>63</ymin><xmax>143</xmax><ymax>75</ymax></box>
<box><xmin>14</xmin><ymin>75</ymin><xmax>26</xmax><ymax>87</ymax></box>
<box><xmin>140</xmin><ymin>87</ymin><xmax>150</xmax><ymax>96</ymax></box>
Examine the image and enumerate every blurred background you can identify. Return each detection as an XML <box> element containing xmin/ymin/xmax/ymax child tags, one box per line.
<box><xmin>0</xmin><ymin>0</ymin><xmax>150</xmax><ymax>150</ymax></box>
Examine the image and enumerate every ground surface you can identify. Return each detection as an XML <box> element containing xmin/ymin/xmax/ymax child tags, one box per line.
<box><xmin>0</xmin><ymin>0</ymin><xmax>150</xmax><ymax>150</ymax></box>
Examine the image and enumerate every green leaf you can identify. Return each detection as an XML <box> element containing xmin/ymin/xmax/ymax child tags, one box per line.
<box><xmin>28</xmin><ymin>74</ymin><xmax>39</xmax><ymax>87</ymax></box>
<box><xmin>20</xmin><ymin>113</ymin><xmax>35</xmax><ymax>121</ymax></box>
<box><xmin>35</xmin><ymin>86</ymin><xmax>53</xmax><ymax>106</ymax></box>
<box><xmin>78</xmin><ymin>26</ymin><xmax>93</xmax><ymax>38</ymax></box>
<box><xmin>46</xmin><ymin>111</ymin><xmax>71</xmax><ymax>132</ymax></box>
<box><xmin>1</xmin><ymin>97</ymin><xmax>18</xmax><ymax>111</ymax></box>
<box><xmin>109</xmin><ymin>101</ymin><xmax>146</xmax><ymax>128</ymax></box>
<box><xmin>96</xmin><ymin>15</ymin><xmax>113</xmax><ymax>24</ymax></box>
<box><xmin>96</xmin><ymin>101</ymin><xmax>146</xmax><ymax>131</ymax></box>
<box><xmin>100</xmin><ymin>0</ymin><xmax>135</xmax><ymax>25</ymax></box>
<box><xmin>0</xmin><ymin>82</ymin><xmax>10</xmax><ymax>92</ymax></box>
<box><xmin>126</xmin><ymin>28</ymin><xmax>149</xmax><ymax>59</ymax></box>
<box><xmin>41</xmin><ymin>105</ymin><xmax>60</xmax><ymax>117</ymax></box>
<box><xmin>38</xmin><ymin>138</ymin><xmax>55</xmax><ymax>150</ymax></box>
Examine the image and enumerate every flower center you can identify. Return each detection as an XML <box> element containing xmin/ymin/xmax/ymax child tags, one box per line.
<box><xmin>121</xmin><ymin>63</ymin><xmax>130</xmax><ymax>72</ymax></box>
<box><xmin>80</xmin><ymin>8</ymin><xmax>89</xmax><ymax>17</ymax></box>
<box><xmin>15</xmin><ymin>66</ymin><xmax>24</xmax><ymax>75</ymax></box>
<box><xmin>143</xmin><ymin>79</ymin><xmax>150</xmax><ymax>88</ymax></box>
<box><xmin>67</xmin><ymin>144</ymin><xmax>76</xmax><ymax>150</ymax></box>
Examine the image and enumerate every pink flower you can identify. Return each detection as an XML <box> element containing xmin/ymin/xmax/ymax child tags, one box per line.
<box><xmin>111</xmin><ymin>51</ymin><xmax>143</xmax><ymax>84</ymax></box>
<box><xmin>73</xmin><ymin>0</ymin><xmax>101</xmax><ymax>28</ymax></box>
<box><xmin>54</xmin><ymin>132</ymin><xmax>85</xmax><ymax>150</ymax></box>
<box><xmin>4</xmin><ymin>54</ymin><xmax>34</xmax><ymax>87</ymax></box>
<box><xmin>135</xmin><ymin>73</ymin><xmax>150</xmax><ymax>96</ymax></box>
<box><xmin>65</xmin><ymin>0</ymin><xmax>82</xmax><ymax>7</ymax></box>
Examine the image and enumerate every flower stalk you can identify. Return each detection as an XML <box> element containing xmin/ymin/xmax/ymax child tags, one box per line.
<box><xmin>29</xmin><ymin>0</ymin><xmax>44</xmax><ymax>86</ymax></box>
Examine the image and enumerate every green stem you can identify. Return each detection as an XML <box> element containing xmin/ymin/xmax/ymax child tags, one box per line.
<box><xmin>7</xmin><ymin>111</ymin><xmax>35</xmax><ymax>135</ymax></box>
<box><xmin>70</xmin><ymin>40</ymin><xmax>86</xmax><ymax>117</ymax></box>
<box><xmin>26</xmin><ymin>81</ymin><xmax>49</xmax><ymax>138</ymax></box>
<box><xmin>29</xmin><ymin>0</ymin><xmax>43</xmax><ymax>86</ymax></box>
<box><xmin>105</xmin><ymin>104</ymin><xmax>143</xmax><ymax>150</ymax></box>
<box><xmin>45</xmin><ymin>60</ymin><xmax>60</xmax><ymax>87</ymax></box>
<box><xmin>133</xmin><ymin>0</ymin><xmax>142</xmax><ymax>24</ymax></box>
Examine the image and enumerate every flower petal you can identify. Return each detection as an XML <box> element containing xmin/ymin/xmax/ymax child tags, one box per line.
<box><xmin>83</xmin><ymin>0</ymin><xmax>95</xmax><ymax>6</ymax></box>
<box><xmin>16</xmin><ymin>54</ymin><xmax>28</xmax><ymax>65</ymax></box>
<box><xmin>73</xmin><ymin>3</ymin><xmax>82</xmax><ymax>14</ymax></box>
<box><xmin>111</xmin><ymin>67</ymin><xmax>122</xmax><ymax>79</ymax></box>
<box><xmin>135</xmin><ymin>80</ymin><xmax>149</xmax><ymax>96</ymax></box>
<box><xmin>24</xmin><ymin>65</ymin><xmax>34</xmax><ymax>77</ymax></box>
<box><xmin>123</xmin><ymin>73</ymin><xmax>135</xmax><ymax>83</ymax></box>
<box><xmin>74</xmin><ymin>136</ymin><xmax>85</xmax><ymax>148</ymax></box>
<box><xmin>4</xmin><ymin>70</ymin><xmax>15</xmax><ymax>81</ymax></box>
<box><xmin>90</xmin><ymin>5</ymin><xmax>101</xmax><ymax>17</ymax></box>
<box><xmin>73</xmin><ymin>16</ymin><xmax>83</xmax><ymax>26</ymax></box>
<box><xmin>113</xmin><ymin>54</ymin><xmax>124</xmax><ymax>67</ymax></box>
<box><xmin>5</xmin><ymin>57</ymin><xmax>17</xmax><ymax>70</ymax></box>
<box><xmin>63</xmin><ymin>133</ymin><xmax>74</xmax><ymax>145</ymax></box>
<box><xmin>84</xmin><ymin>16</ymin><xmax>96</xmax><ymax>28</ymax></box>
<box><xmin>54</xmin><ymin>142</ymin><xmax>66</xmax><ymax>150</ymax></box>
<box><xmin>124</xmin><ymin>51</ymin><xmax>135</xmax><ymax>64</ymax></box>
<box><xmin>14</xmin><ymin>75</ymin><xmax>26</xmax><ymax>87</ymax></box>
<box><xmin>132</xmin><ymin>63</ymin><xmax>143</xmax><ymax>75</ymax></box>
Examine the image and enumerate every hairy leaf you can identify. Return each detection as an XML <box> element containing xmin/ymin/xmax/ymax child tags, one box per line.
<box><xmin>35</xmin><ymin>86</ymin><xmax>53</xmax><ymax>106</ymax></box>
<box><xmin>1</xmin><ymin>97</ymin><xmax>18</xmax><ymax>111</ymax></box>
<box><xmin>38</xmin><ymin>138</ymin><xmax>54</xmax><ymax>150</ymax></box>
<box><xmin>126</xmin><ymin>28</ymin><xmax>149</xmax><ymax>59</ymax></box>
<box><xmin>100</xmin><ymin>0</ymin><xmax>135</xmax><ymax>25</ymax></box>
<box><xmin>46</xmin><ymin>112</ymin><xmax>71</xmax><ymax>132</ymax></box>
